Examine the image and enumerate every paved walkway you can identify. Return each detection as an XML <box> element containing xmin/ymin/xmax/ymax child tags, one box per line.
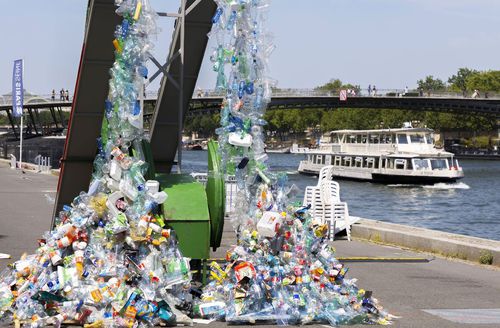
<box><xmin>0</xmin><ymin>162</ymin><xmax>499</xmax><ymax>328</ymax></box>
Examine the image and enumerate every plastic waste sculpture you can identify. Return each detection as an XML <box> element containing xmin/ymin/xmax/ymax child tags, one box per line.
<box><xmin>0</xmin><ymin>1</ymin><xmax>194</xmax><ymax>326</ymax></box>
<box><xmin>196</xmin><ymin>0</ymin><xmax>392</xmax><ymax>325</ymax></box>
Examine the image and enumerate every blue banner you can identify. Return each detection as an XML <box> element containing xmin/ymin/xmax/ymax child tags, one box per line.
<box><xmin>12</xmin><ymin>59</ymin><xmax>23</xmax><ymax>118</ymax></box>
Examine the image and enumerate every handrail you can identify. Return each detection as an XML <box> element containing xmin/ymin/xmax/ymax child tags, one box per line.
<box><xmin>1</xmin><ymin>88</ymin><xmax>499</xmax><ymax>109</ymax></box>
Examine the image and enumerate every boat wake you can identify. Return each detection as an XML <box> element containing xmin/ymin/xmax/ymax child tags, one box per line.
<box><xmin>423</xmin><ymin>182</ymin><xmax>470</xmax><ymax>190</ymax></box>
<box><xmin>388</xmin><ymin>182</ymin><xmax>470</xmax><ymax>190</ymax></box>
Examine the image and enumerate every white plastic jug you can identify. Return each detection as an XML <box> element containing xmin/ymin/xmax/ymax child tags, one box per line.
<box><xmin>257</xmin><ymin>211</ymin><xmax>282</xmax><ymax>238</ymax></box>
<box><xmin>228</xmin><ymin>132</ymin><xmax>253</xmax><ymax>147</ymax></box>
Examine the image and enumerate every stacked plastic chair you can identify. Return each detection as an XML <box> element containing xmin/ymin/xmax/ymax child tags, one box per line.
<box><xmin>302</xmin><ymin>166</ymin><xmax>352</xmax><ymax>241</ymax></box>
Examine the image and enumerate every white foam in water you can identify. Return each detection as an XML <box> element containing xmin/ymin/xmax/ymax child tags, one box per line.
<box><xmin>388</xmin><ymin>182</ymin><xmax>470</xmax><ymax>190</ymax></box>
<box><xmin>387</xmin><ymin>184</ymin><xmax>418</xmax><ymax>188</ymax></box>
<box><xmin>423</xmin><ymin>182</ymin><xmax>470</xmax><ymax>190</ymax></box>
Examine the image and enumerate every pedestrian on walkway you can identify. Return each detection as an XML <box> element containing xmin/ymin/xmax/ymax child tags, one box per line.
<box><xmin>51</xmin><ymin>90</ymin><xmax>55</xmax><ymax>101</ymax></box>
<box><xmin>372</xmin><ymin>85</ymin><xmax>377</xmax><ymax>96</ymax></box>
<box><xmin>404</xmin><ymin>86</ymin><xmax>409</xmax><ymax>96</ymax></box>
<box><xmin>60</xmin><ymin>89</ymin><xmax>65</xmax><ymax>101</ymax></box>
<box><xmin>65</xmin><ymin>90</ymin><xmax>70</xmax><ymax>101</ymax></box>
<box><xmin>471</xmin><ymin>89</ymin><xmax>480</xmax><ymax>98</ymax></box>
<box><xmin>368</xmin><ymin>85</ymin><xmax>372</xmax><ymax>96</ymax></box>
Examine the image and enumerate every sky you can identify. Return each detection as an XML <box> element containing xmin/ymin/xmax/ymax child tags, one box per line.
<box><xmin>1</xmin><ymin>0</ymin><xmax>499</xmax><ymax>97</ymax></box>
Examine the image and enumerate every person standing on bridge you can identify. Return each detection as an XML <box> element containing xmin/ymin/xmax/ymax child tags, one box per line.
<box><xmin>65</xmin><ymin>90</ymin><xmax>70</xmax><ymax>101</ymax></box>
<box><xmin>372</xmin><ymin>85</ymin><xmax>377</xmax><ymax>96</ymax></box>
<box><xmin>368</xmin><ymin>85</ymin><xmax>372</xmax><ymax>96</ymax></box>
<box><xmin>60</xmin><ymin>88</ymin><xmax>65</xmax><ymax>101</ymax></box>
<box><xmin>51</xmin><ymin>90</ymin><xmax>55</xmax><ymax>101</ymax></box>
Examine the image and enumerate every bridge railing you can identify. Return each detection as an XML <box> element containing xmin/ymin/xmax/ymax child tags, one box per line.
<box><xmin>190</xmin><ymin>88</ymin><xmax>500</xmax><ymax>99</ymax></box>
<box><xmin>2</xmin><ymin>88</ymin><xmax>500</xmax><ymax>108</ymax></box>
<box><xmin>0</xmin><ymin>94</ymin><xmax>73</xmax><ymax>107</ymax></box>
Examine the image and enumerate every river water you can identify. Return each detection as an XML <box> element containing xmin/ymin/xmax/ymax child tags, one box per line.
<box><xmin>181</xmin><ymin>151</ymin><xmax>500</xmax><ymax>241</ymax></box>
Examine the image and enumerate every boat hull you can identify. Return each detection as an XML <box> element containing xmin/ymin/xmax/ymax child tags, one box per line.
<box><xmin>298</xmin><ymin>166</ymin><xmax>463</xmax><ymax>185</ymax></box>
<box><xmin>371</xmin><ymin>173</ymin><xmax>462</xmax><ymax>185</ymax></box>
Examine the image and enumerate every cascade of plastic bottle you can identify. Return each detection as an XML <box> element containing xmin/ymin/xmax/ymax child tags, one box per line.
<box><xmin>0</xmin><ymin>1</ymin><xmax>193</xmax><ymax>326</ymax></box>
<box><xmin>197</xmin><ymin>0</ymin><xmax>393</xmax><ymax>325</ymax></box>
<box><xmin>210</xmin><ymin>0</ymin><xmax>277</xmax><ymax>231</ymax></box>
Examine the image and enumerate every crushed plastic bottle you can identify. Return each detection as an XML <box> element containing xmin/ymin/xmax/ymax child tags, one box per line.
<box><xmin>197</xmin><ymin>0</ymin><xmax>393</xmax><ymax>325</ymax></box>
<box><xmin>0</xmin><ymin>0</ymin><xmax>193</xmax><ymax>326</ymax></box>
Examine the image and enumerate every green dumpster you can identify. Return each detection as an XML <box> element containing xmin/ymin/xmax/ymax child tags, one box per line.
<box><xmin>157</xmin><ymin>174</ymin><xmax>211</xmax><ymax>260</ymax></box>
<box><xmin>206</xmin><ymin>141</ymin><xmax>225</xmax><ymax>251</ymax></box>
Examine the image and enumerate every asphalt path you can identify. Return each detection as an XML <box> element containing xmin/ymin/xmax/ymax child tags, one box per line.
<box><xmin>0</xmin><ymin>162</ymin><xmax>499</xmax><ymax>328</ymax></box>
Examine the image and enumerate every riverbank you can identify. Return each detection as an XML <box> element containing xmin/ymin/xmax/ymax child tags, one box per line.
<box><xmin>350</xmin><ymin>217</ymin><xmax>500</xmax><ymax>267</ymax></box>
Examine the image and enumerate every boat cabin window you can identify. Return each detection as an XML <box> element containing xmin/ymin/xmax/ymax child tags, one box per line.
<box><xmin>315</xmin><ymin>155</ymin><xmax>324</xmax><ymax>165</ymax></box>
<box><xmin>425</xmin><ymin>134</ymin><xmax>433</xmax><ymax>144</ymax></box>
<box><xmin>343</xmin><ymin>157</ymin><xmax>352</xmax><ymax>166</ymax></box>
<box><xmin>409</xmin><ymin>134</ymin><xmax>425</xmax><ymax>144</ymax></box>
<box><xmin>430</xmin><ymin>159</ymin><xmax>448</xmax><ymax>170</ymax></box>
<box><xmin>380</xmin><ymin>134</ymin><xmax>393</xmax><ymax>144</ymax></box>
<box><xmin>397</xmin><ymin>134</ymin><xmax>408</xmax><ymax>144</ymax></box>
<box><xmin>354</xmin><ymin>157</ymin><xmax>363</xmax><ymax>167</ymax></box>
<box><xmin>394</xmin><ymin>159</ymin><xmax>406</xmax><ymax>169</ymax></box>
<box><xmin>347</xmin><ymin>135</ymin><xmax>356</xmax><ymax>143</ymax></box>
<box><xmin>334</xmin><ymin>156</ymin><xmax>342</xmax><ymax>166</ymax></box>
<box><xmin>369</xmin><ymin>135</ymin><xmax>380</xmax><ymax>144</ymax></box>
<box><xmin>366</xmin><ymin>157</ymin><xmax>376</xmax><ymax>168</ymax></box>
<box><xmin>413</xmin><ymin>159</ymin><xmax>430</xmax><ymax>170</ymax></box>
<box><xmin>328</xmin><ymin>134</ymin><xmax>339</xmax><ymax>143</ymax></box>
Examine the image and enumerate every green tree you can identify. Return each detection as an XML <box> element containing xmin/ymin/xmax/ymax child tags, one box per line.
<box><xmin>315</xmin><ymin>79</ymin><xmax>361</xmax><ymax>95</ymax></box>
<box><xmin>315</xmin><ymin>79</ymin><xmax>342</xmax><ymax>92</ymax></box>
<box><xmin>417</xmin><ymin>75</ymin><xmax>446</xmax><ymax>95</ymax></box>
<box><xmin>0</xmin><ymin>113</ymin><xmax>8</xmax><ymax>125</ymax></box>
<box><xmin>448</xmin><ymin>68</ymin><xmax>479</xmax><ymax>96</ymax></box>
<box><xmin>466</xmin><ymin>70</ymin><xmax>500</xmax><ymax>94</ymax></box>
<box><xmin>379</xmin><ymin>109</ymin><xmax>424</xmax><ymax>129</ymax></box>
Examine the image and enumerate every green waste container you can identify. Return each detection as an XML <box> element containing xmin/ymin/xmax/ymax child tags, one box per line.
<box><xmin>206</xmin><ymin>141</ymin><xmax>225</xmax><ymax>251</ymax></box>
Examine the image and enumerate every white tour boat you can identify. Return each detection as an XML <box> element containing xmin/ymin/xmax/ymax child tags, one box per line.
<box><xmin>298</xmin><ymin>127</ymin><xmax>464</xmax><ymax>184</ymax></box>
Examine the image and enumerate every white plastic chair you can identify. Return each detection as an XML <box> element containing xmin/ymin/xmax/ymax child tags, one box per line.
<box><xmin>302</xmin><ymin>165</ymin><xmax>352</xmax><ymax>241</ymax></box>
<box><xmin>318</xmin><ymin>165</ymin><xmax>333</xmax><ymax>183</ymax></box>
<box><xmin>322</xmin><ymin>202</ymin><xmax>351</xmax><ymax>241</ymax></box>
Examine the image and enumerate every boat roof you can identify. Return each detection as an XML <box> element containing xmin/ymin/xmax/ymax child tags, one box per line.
<box><xmin>328</xmin><ymin>127</ymin><xmax>433</xmax><ymax>134</ymax></box>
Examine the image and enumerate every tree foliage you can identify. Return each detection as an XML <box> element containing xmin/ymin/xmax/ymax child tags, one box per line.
<box><xmin>417</xmin><ymin>75</ymin><xmax>446</xmax><ymax>94</ymax></box>
<box><xmin>183</xmin><ymin>72</ymin><xmax>497</xmax><ymax>139</ymax></box>
<box><xmin>315</xmin><ymin>79</ymin><xmax>361</xmax><ymax>94</ymax></box>
<box><xmin>448</xmin><ymin>68</ymin><xmax>479</xmax><ymax>95</ymax></box>
<box><xmin>466</xmin><ymin>70</ymin><xmax>500</xmax><ymax>93</ymax></box>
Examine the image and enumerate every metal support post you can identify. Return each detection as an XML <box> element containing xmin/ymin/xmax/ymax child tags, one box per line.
<box><xmin>27</xmin><ymin>108</ymin><xmax>38</xmax><ymax>135</ymax></box>
<box><xmin>177</xmin><ymin>0</ymin><xmax>186</xmax><ymax>173</ymax></box>
<box><xmin>148</xmin><ymin>0</ymin><xmax>205</xmax><ymax>174</ymax></box>
<box><xmin>6</xmin><ymin>109</ymin><xmax>18</xmax><ymax>139</ymax></box>
<box><xmin>49</xmin><ymin>107</ymin><xmax>59</xmax><ymax>129</ymax></box>
<box><xmin>57</xmin><ymin>107</ymin><xmax>65</xmax><ymax>128</ymax></box>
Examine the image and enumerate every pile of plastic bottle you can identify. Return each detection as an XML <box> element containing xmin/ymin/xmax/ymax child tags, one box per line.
<box><xmin>0</xmin><ymin>1</ymin><xmax>194</xmax><ymax>326</ymax></box>
<box><xmin>197</xmin><ymin>204</ymin><xmax>391</xmax><ymax>325</ymax></box>
<box><xmin>195</xmin><ymin>0</ymin><xmax>392</xmax><ymax>325</ymax></box>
